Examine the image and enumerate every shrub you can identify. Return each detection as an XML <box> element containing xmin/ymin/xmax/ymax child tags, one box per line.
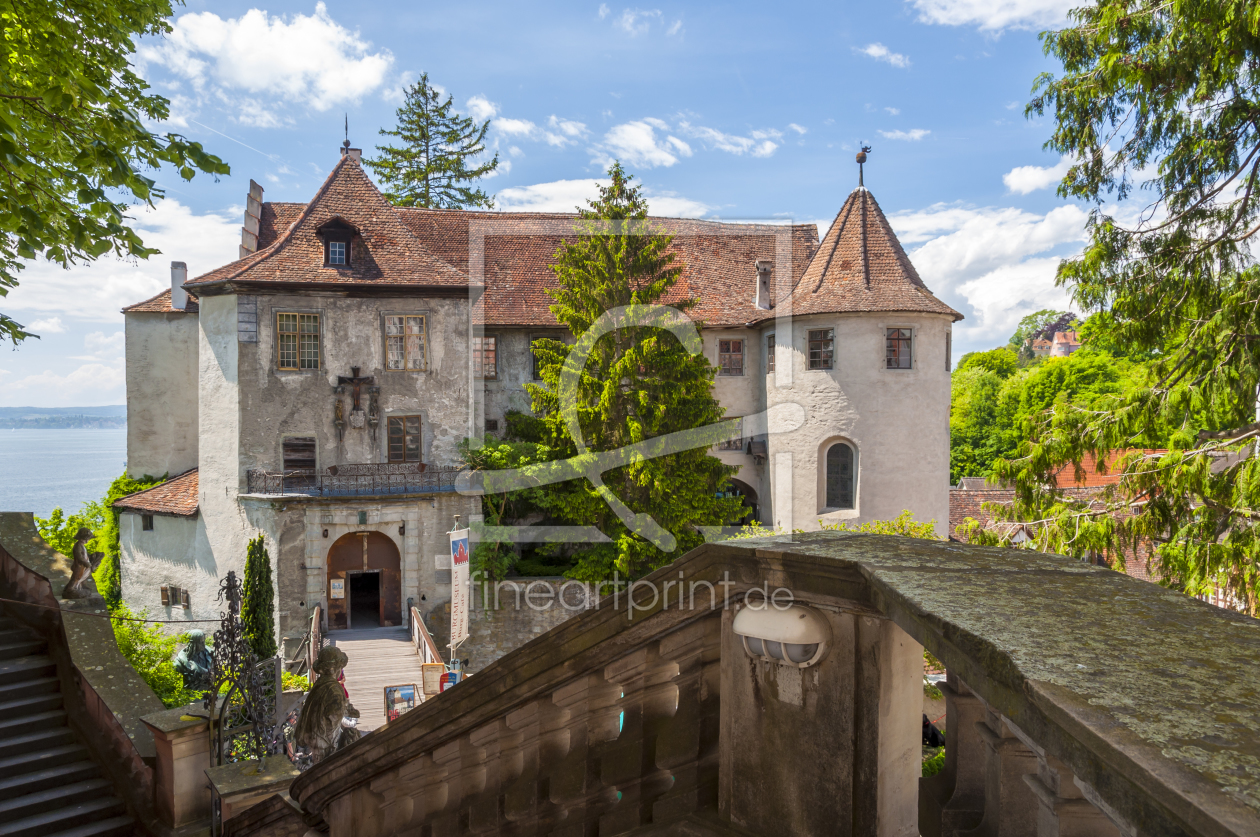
<box><xmin>281</xmin><ymin>671</ymin><xmax>311</xmax><ymax>692</ymax></box>
<box><xmin>111</xmin><ymin>605</ymin><xmax>201</xmax><ymax>708</ymax></box>
<box><xmin>242</xmin><ymin>534</ymin><xmax>277</xmax><ymax>659</ymax></box>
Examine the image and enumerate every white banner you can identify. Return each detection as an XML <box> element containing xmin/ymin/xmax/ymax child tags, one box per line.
<box><xmin>449</xmin><ymin>528</ymin><xmax>470</xmax><ymax>651</ymax></box>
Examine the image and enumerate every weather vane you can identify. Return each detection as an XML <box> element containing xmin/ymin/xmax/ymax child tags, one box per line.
<box><xmin>343</xmin><ymin>113</ymin><xmax>350</xmax><ymax>151</ymax></box>
<box><xmin>857</xmin><ymin>144</ymin><xmax>872</xmax><ymax>188</ymax></box>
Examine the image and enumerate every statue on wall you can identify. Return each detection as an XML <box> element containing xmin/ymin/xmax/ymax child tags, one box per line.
<box><xmin>62</xmin><ymin>527</ymin><xmax>104</xmax><ymax>600</ymax></box>
<box><xmin>334</xmin><ymin>387</ymin><xmax>346</xmax><ymax>442</ymax></box>
<box><xmin>294</xmin><ymin>646</ymin><xmax>361</xmax><ymax>763</ymax></box>
<box><xmin>174</xmin><ymin>629</ymin><xmax>214</xmax><ymax>692</ymax></box>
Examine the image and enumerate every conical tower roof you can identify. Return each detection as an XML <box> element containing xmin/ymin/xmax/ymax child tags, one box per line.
<box><xmin>789</xmin><ymin>187</ymin><xmax>961</xmax><ymax>320</ymax></box>
<box><xmin>186</xmin><ymin>154</ymin><xmax>468</xmax><ymax>292</ymax></box>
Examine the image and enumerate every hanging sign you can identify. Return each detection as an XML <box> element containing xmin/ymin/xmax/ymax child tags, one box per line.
<box><xmin>330</xmin><ymin>578</ymin><xmax>345</xmax><ymax>599</ymax></box>
<box><xmin>449</xmin><ymin>528</ymin><xmax>471</xmax><ymax>651</ymax></box>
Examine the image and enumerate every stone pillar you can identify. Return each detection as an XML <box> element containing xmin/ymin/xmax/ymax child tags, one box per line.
<box><xmin>960</xmin><ymin>708</ymin><xmax>1040</xmax><ymax>837</ymax></box>
<box><xmin>1024</xmin><ymin>755</ymin><xmax>1122</xmax><ymax>837</ymax></box>
<box><xmin>141</xmin><ymin>705</ymin><xmax>211</xmax><ymax>829</ymax></box>
<box><xmin>920</xmin><ymin>673</ymin><xmax>987</xmax><ymax>836</ymax></box>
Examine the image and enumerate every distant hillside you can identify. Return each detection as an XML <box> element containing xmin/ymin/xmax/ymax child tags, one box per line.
<box><xmin>0</xmin><ymin>406</ymin><xmax>126</xmax><ymax>429</ymax></box>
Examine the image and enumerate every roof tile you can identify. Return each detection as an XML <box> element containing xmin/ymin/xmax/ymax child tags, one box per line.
<box><xmin>113</xmin><ymin>469</ymin><xmax>199</xmax><ymax>516</ymax></box>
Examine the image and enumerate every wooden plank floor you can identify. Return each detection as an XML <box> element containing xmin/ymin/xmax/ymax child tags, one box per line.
<box><xmin>327</xmin><ymin>627</ymin><xmax>426</xmax><ymax>732</ymax></box>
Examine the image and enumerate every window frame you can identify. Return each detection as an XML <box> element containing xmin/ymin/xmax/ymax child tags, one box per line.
<box><xmin>823</xmin><ymin>441</ymin><xmax>856</xmax><ymax>511</ymax></box>
<box><xmin>886</xmin><ymin>327</ymin><xmax>913</xmax><ymax>370</ymax></box>
<box><xmin>387</xmin><ymin>414</ymin><xmax>423</xmax><ymax>463</ymax></box>
<box><xmin>383</xmin><ymin>312</ymin><xmax>429</xmax><ymax>372</ymax></box>
<box><xmin>766</xmin><ymin>333</ymin><xmax>776</xmax><ymax>374</ymax></box>
<box><xmin>808</xmin><ymin>328</ymin><xmax>834</xmax><ymax>370</ymax></box>
<box><xmin>473</xmin><ymin>334</ymin><xmax>499</xmax><ymax>381</ymax></box>
<box><xmin>275</xmin><ymin>310</ymin><xmax>322</xmax><ymax>372</ymax></box>
<box><xmin>945</xmin><ymin>331</ymin><xmax>951</xmax><ymax>371</ymax></box>
<box><xmin>141</xmin><ymin>514</ymin><xmax>154</xmax><ymax>531</ymax></box>
<box><xmin>328</xmin><ymin>240</ymin><xmax>348</xmax><ymax>266</ymax></box>
<box><xmin>281</xmin><ymin>435</ymin><xmax>318</xmax><ymax>471</ymax></box>
<box><xmin>718</xmin><ymin>338</ymin><xmax>745</xmax><ymax>377</ymax></box>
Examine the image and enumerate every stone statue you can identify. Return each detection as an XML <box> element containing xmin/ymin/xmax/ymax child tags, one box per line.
<box><xmin>294</xmin><ymin>646</ymin><xmax>361</xmax><ymax>763</ymax></box>
<box><xmin>173</xmin><ymin>630</ymin><xmax>214</xmax><ymax>692</ymax></box>
<box><xmin>62</xmin><ymin>527</ymin><xmax>104</xmax><ymax>600</ymax></box>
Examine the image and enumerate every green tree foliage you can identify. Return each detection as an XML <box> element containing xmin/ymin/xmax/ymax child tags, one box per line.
<box><xmin>36</xmin><ymin>471</ymin><xmax>165</xmax><ymax>609</ymax></box>
<box><xmin>523</xmin><ymin>163</ymin><xmax>744</xmax><ymax>580</ymax></box>
<box><xmin>366</xmin><ymin>72</ymin><xmax>498</xmax><ymax>209</ymax></box>
<box><xmin>459</xmin><ymin>431</ymin><xmax>554</xmax><ymax>581</ymax></box>
<box><xmin>111</xmin><ymin>605</ymin><xmax>200</xmax><ymax>707</ymax></box>
<box><xmin>979</xmin><ymin>0</ymin><xmax>1260</xmax><ymax>614</ymax></box>
<box><xmin>955</xmin><ymin>347</ymin><xmax>1019</xmax><ymax>378</ymax></box>
<box><xmin>819</xmin><ymin>509</ymin><xmax>940</xmax><ymax>539</ymax></box>
<box><xmin>1007</xmin><ymin>309</ymin><xmax>1068</xmax><ymax>350</ymax></box>
<box><xmin>241</xmin><ymin>534</ymin><xmax>276</xmax><ymax>659</ymax></box>
<box><xmin>0</xmin><ymin>0</ymin><xmax>229</xmax><ymax>344</ymax></box>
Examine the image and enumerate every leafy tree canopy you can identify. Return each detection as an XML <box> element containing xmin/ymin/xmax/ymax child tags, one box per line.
<box><xmin>367</xmin><ymin>72</ymin><xmax>498</xmax><ymax>209</ymax></box>
<box><xmin>956</xmin><ymin>347</ymin><xmax>1019</xmax><ymax>378</ymax></box>
<box><xmin>0</xmin><ymin>0</ymin><xmax>229</xmax><ymax>344</ymax></box>
<box><xmin>980</xmin><ymin>0</ymin><xmax>1260</xmax><ymax>614</ymax></box>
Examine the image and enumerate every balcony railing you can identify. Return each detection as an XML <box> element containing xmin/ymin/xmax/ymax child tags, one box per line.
<box><xmin>244</xmin><ymin>463</ymin><xmax>461</xmax><ymax>497</ymax></box>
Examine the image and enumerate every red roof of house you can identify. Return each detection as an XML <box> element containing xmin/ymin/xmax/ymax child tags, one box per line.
<box><xmin>112</xmin><ymin>469</ymin><xmax>199</xmax><ymax>517</ymax></box>
<box><xmin>121</xmin><ymin>288</ymin><xmax>199</xmax><ymax>314</ymax></box>
<box><xmin>160</xmin><ymin>155</ymin><xmax>958</xmax><ymax>328</ymax></box>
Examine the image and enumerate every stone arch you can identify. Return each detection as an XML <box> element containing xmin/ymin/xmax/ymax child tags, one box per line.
<box><xmin>326</xmin><ymin>530</ymin><xmax>402</xmax><ymax>630</ymax></box>
<box><xmin>724</xmin><ymin>478</ymin><xmax>760</xmax><ymax>525</ymax></box>
<box><xmin>816</xmin><ymin>436</ymin><xmax>858</xmax><ymax>514</ymax></box>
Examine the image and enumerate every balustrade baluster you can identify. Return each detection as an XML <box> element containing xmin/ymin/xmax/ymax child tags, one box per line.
<box><xmin>958</xmin><ymin>706</ymin><xmax>1040</xmax><ymax>837</ymax></box>
<box><xmin>650</xmin><ymin>617</ymin><xmax>721</xmax><ymax>823</ymax></box>
<box><xmin>921</xmin><ymin>672</ymin><xmax>988</xmax><ymax>836</ymax></box>
<box><xmin>1022</xmin><ymin>752</ymin><xmax>1121</xmax><ymax>836</ymax></box>
<box><xmin>545</xmin><ymin>673</ymin><xmax>619</xmax><ymax>836</ymax></box>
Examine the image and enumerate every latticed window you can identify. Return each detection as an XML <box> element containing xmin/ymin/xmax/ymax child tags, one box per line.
<box><xmin>473</xmin><ymin>335</ymin><xmax>497</xmax><ymax>379</ymax></box>
<box><xmin>825</xmin><ymin>442</ymin><xmax>855</xmax><ymax>509</ymax></box>
<box><xmin>277</xmin><ymin>313</ymin><xmax>320</xmax><ymax>370</ymax></box>
<box><xmin>388</xmin><ymin>416</ymin><xmax>422</xmax><ymax>462</ymax></box>
<box><xmin>386</xmin><ymin>315</ymin><xmax>427</xmax><ymax>371</ymax></box>
<box><xmin>718</xmin><ymin>339</ymin><xmax>744</xmax><ymax>376</ymax></box>
<box><xmin>808</xmin><ymin>329</ymin><xmax>833</xmax><ymax>370</ymax></box>
<box><xmin>767</xmin><ymin>334</ymin><xmax>775</xmax><ymax>373</ymax></box>
<box><xmin>886</xmin><ymin>328</ymin><xmax>912</xmax><ymax>369</ymax></box>
<box><xmin>328</xmin><ymin>241</ymin><xmax>347</xmax><ymax>265</ymax></box>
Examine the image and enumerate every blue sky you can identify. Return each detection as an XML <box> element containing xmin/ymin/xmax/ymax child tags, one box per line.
<box><xmin>1</xmin><ymin>0</ymin><xmax>1087</xmax><ymax>406</ymax></box>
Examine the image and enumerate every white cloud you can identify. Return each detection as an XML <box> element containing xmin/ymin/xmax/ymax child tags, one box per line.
<box><xmin>508</xmin><ymin>146</ymin><xmax>524</xmax><ymax>158</ymax></box>
<box><xmin>466</xmin><ymin>95</ymin><xmax>499</xmax><ymax>122</ymax></box>
<box><xmin>788</xmin><ymin>123</ymin><xmax>807</xmax><ymax>134</ymax></box>
<box><xmin>7</xmin><ymin>363</ymin><xmax>126</xmax><ymax>402</ymax></box>
<box><xmin>1003</xmin><ymin>155</ymin><xmax>1072</xmax><ymax>194</ymax></box>
<box><xmin>138</xmin><ymin>2</ymin><xmax>394</xmax><ymax>124</ymax></box>
<box><xmin>5</xmin><ymin>199</ymin><xmax>241</xmax><ymax>323</ymax></box>
<box><xmin>856</xmin><ymin>43</ymin><xmax>911</xmax><ymax>69</ymax></box>
<box><xmin>25</xmin><ymin>317</ymin><xmax>64</xmax><ymax>334</ymax></box>
<box><xmin>496</xmin><ymin>178</ymin><xmax>709</xmax><ymax>217</ymax></box>
<box><xmin>615</xmin><ymin>8</ymin><xmax>663</xmax><ymax>35</ymax></box>
<box><xmin>492</xmin><ymin>114</ymin><xmax>588</xmax><ymax>147</ymax></box>
<box><xmin>666</xmin><ymin>20</ymin><xmax>683</xmax><ymax>36</ymax></box>
<box><xmin>84</xmin><ymin>331</ymin><xmax>125</xmax><ymax>356</ymax></box>
<box><xmin>885</xmin><ymin>107</ymin><xmax>900</xmax><ymax>116</ymax></box>
<box><xmin>910</xmin><ymin>0</ymin><xmax>1075</xmax><ymax>31</ymax></box>
<box><xmin>879</xmin><ymin>128</ymin><xmax>931</xmax><ymax>141</ymax></box>
<box><xmin>678</xmin><ymin>122</ymin><xmax>782</xmax><ymax>157</ymax></box>
<box><xmin>596</xmin><ymin>120</ymin><xmax>691</xmax><ymax>168</ymax></box>
<box><xmin>889</xmin><ymin>203</ymin><xmax>1088</xmax><ymax>348</ymax></box>
<box><xmin>598</xmin><ymin>3</ymin><xmax>610</xmax><ymax>18</ymax></box>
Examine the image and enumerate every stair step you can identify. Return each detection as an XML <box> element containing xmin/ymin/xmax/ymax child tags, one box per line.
<box><xmin>0</xmin><ymin>675</ymin><xmax>59</xmax><ymax>703</ymax></box>
<box><xmin>0</xmin><ymin>777</ymin><xmax>113</xmax><ymax>823</ymax></box>
<box><xmin>0</xmin><ymin>759</ymin><xmax>100</xmax><ymax>800</ymax></box>
<box><xmin>0</xmin><ymin>709</ymin><xmax>67</xmax><ymax>738</ymax></box>
<box><xmin>0</xmin><ymin>742</ymin><xmax>89</xmax><ymax>779</ymax></box>
<box><xmin>0</xmin><ymin>617</ymin><xmax>22</xmax><ymax>632</ymax></box>
<box><xmin>0</xmin><ymin>692</ymin><xmax>62</xmax><ymax>719</ymax></box>
<box><xmin>40</xmin><ymin>813</ymin><xmax>135</xmax><ymax>837</ymax></box>
<box><xmin>0</xmin><ymin>727</ymin><xmax>76</xmax><ymax>759</ymax></box>
<box><xmin>0</xmin><ymin>656</ymin><xmax>56</xmax><ymax>686</ymax></box>
<box><xmin>0</xmin><ymin>627</ymin><xmax>37</xmax><ymax>644</ymax></box>
<box><xmin>0</xmin><ymin>639</ymin><xmax>46</xmax><ymax>660</ymax></box>
<box><xmin>1</xmin><ymin>795</ymin><xmax>126</xmax><ymax>837</ymax></box>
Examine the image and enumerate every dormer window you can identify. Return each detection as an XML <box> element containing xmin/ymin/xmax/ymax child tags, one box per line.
<box><xmin>317</xmin><ymin>218</ymin><xmax>357</xmax><ymax>268</ymax></box>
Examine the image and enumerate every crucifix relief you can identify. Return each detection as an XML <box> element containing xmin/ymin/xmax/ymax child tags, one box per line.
<box><xmin>334</xmin><ymin>366</ymin><xmax>379</xmax><ymax>440</ymax></box>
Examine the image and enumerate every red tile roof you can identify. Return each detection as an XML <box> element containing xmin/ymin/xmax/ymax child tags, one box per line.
<box><xmin>185</xmin><ymin>156</ymin><xmax>469</xmax><ymax>292</ymax></box>
<box><xmin>165</xmin><ymin>155</ymin><xmax>956</xmax><ymax>327</ymax></box>
<box><xmin>794</xmin><ymin>188</ymin><xmax>961</xmax><ymax>321</ymax></box>
<box><xmin>113</xmin><ymin>469</ymin><xmax>199</xmax><ymax>517</ymax></box>
<box><xmin>121</xmin><ymin>288</ymin><xmax>199</xmax><ymax>314</ymax></box>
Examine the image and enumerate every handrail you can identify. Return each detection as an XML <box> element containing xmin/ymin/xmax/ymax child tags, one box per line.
<box><xmin>244</xmin><ymin>465</ymin><xmax>461</xmax><ymax>497</ymax></box>
<box><xmin>409</xmin><ymin>606</ymin><xmax>443</xmax><ymax>666</ymax></box>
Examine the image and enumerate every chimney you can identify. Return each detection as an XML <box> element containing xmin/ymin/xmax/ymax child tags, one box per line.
<box><xmin>239</xmin><ymin>179</ymin><xmax>264</xmax><ymax>259</ymax></box>
<box><xmin>340</xmin><ymin>141</ymin><xmax>362</xmax><ymax>162</ymax></box>
<box><xmin>170</xmin><ymin>262</ymin><xmax>188</xmax><ymax>310</ymax></box>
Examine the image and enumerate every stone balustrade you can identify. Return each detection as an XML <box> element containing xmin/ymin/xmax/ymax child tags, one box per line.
<box><xmin>237</xmin><ymin>532</ymin><xmax>1260</xmax><ymax>836</ymax></box>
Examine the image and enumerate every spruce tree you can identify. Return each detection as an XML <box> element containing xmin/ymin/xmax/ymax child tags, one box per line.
<box><xmin>241</xmin><ymin>534</ymin><xmax>276</xmax><ymax>659</ymax></box>
<box><xmin>366</xmin><ymin>73</ymin><xmax>499</xmax><ymax>209</ymax></box>
<box><xmin>526</xmin><ymin>162</ymin><xmax>744</xmax><ymax>581</ymax></box>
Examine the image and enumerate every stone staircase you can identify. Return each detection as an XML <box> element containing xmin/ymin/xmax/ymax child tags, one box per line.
<box><xmin>0</xmin><ymin>611</ymin><xmax>135</xmax><ymax>836</ymax></box>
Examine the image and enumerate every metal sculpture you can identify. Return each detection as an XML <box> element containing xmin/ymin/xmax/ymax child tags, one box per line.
<box><xmin>174</xmin><ymin>629</ymin><xmax>214</xmax><ymax>692</ymax></box>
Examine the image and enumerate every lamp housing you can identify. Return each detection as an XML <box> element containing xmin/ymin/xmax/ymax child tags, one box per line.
<box><xmin>733</xmin><ymin>604</ymin><xmax>829</xmax><ymax>668</ymax></box>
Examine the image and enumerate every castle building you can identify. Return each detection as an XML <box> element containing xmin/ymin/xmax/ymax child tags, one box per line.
<box><xmin>114</xmin><ymin>148</ymin><xmax>960</xmax><ymax>649</ymax></box>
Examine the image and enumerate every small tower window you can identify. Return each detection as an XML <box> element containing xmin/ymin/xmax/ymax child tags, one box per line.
<box><xmin>808</xmin><ymin>329</ymin><xmax>834</xmax><ymax>370</ymax></box>
<box><xmin>718</xmin><ymin>339</ymin><xmax>744</xmax><ymax>376</ymax></box>
<box><xmin>141</xmin><ymin>514</ymin><xmax>154</xmax><ymax>531</ymax></box>
<box><xmin>329</xmin><ymin>241</ymin><xmax>347</xmax><ymax>265</ymax></box>
<box><xmin>886</xmin><ymin>328</ymin><xmax>913</xmax><ymax>369</ymax></box>
<box><xmin>767</xmin><ymin>334</ymin><xmax>775</xmax><ymax>373</ymax></box>
<box><xmin>825</xmin><ymin>443</ymin><xmax>855</xmax><ymax>509</ymax></box>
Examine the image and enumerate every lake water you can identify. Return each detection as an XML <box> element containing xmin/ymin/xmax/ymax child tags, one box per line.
<box><xmin>0</xmin><ymin>428</ymin><xmax>128</xmax><ymax>519</ymax></box>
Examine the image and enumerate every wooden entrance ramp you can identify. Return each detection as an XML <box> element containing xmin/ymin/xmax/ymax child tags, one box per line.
<box><xmin>326</xmin><ymin>627</ymin><xmax>426</xmax><ymax>731</ymax></box>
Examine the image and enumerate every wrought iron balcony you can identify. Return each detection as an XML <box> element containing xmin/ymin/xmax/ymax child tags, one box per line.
<box><xmin>244</xmin><ymin>463</ymin><xmax>461</xmax><ymax>497</ymax></box>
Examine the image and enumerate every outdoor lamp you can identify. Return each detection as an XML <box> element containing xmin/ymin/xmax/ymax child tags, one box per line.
<box><xmin>733</xmin><ymin>604</ymin><xmax>829</xmax><ymax>668</ymax></box>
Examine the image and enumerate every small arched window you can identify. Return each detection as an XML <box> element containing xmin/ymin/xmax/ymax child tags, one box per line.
<box><xmin>825</xmin><ymin>443</ymin><xmax>855</xmax><ymax>509</ymax></box>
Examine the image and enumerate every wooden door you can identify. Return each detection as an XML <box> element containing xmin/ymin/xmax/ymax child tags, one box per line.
<box><xmin>326</xmin><ymin>530</ymin><xmax>402</xmax><ymax>629</ymax></box>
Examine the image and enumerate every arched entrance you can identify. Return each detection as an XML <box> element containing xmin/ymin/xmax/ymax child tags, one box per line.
<box><xmin>327</xmin><ymin>531</ymin><xmax>402</xmax><ymax>630</ymax></box>
<box><xmin>724</xmin><ymin>479</ymin><xmax>760</xmax><ymax>525</ymax></box>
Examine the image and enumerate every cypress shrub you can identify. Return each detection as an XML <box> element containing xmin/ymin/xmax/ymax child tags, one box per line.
<box><xmin>241</xmin><ymin>534</ymin><xmax>277</xmax><ymax>659</ymax></box>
